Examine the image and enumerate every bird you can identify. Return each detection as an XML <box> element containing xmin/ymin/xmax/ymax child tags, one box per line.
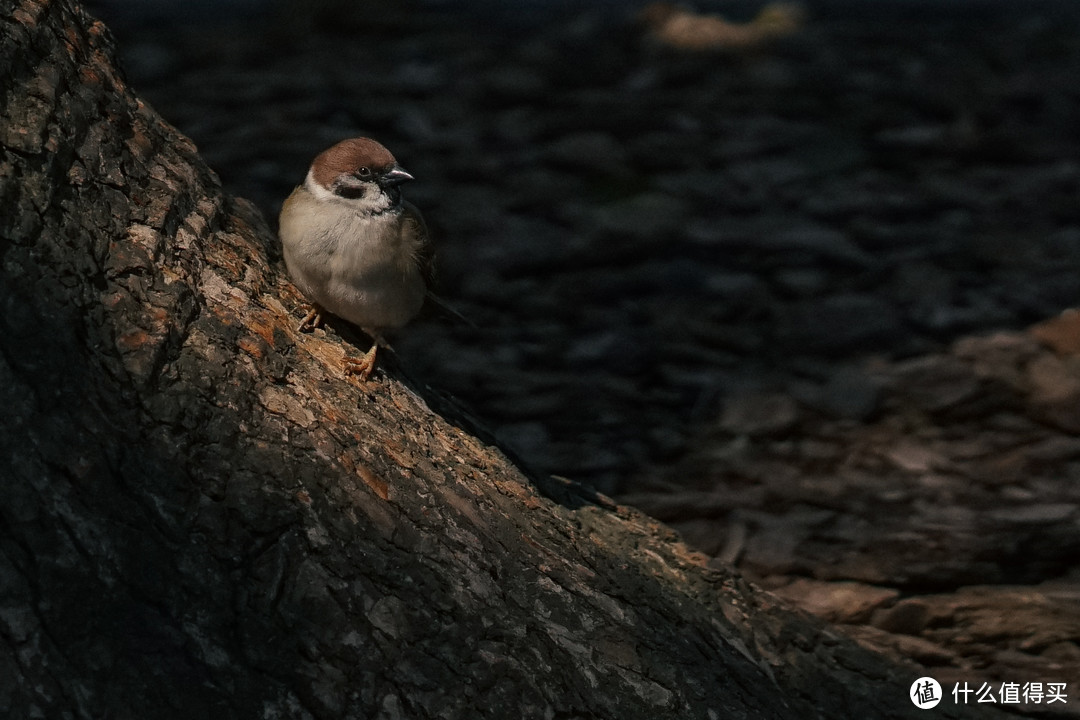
<box><xmin>279</xmin><ymin>137</ymin><xmax>433</xmax><ymax>380</ymax></box>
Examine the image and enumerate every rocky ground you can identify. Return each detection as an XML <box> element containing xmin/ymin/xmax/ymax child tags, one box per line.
<box><xmin>92</xmin><ymin>0</ymin><xmax>1080</xmax><ymax>713</ymax></box>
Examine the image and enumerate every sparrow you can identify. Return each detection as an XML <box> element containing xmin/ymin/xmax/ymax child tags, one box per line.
<box><xmin>279</xmin><ymin>137</ymin><xmax>433</xmax><ymax>380</ymax></box>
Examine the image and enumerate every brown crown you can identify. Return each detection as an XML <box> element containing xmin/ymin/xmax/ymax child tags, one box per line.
<box><xmin>310</xmin><ymin>138</ymin><xmax>397</xmax><ymax>188</ymax></box>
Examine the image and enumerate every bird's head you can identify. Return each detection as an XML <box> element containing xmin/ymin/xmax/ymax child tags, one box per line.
<box><xmin>306</xmin><ymin>137</ymin><xmax>413</xmax><ymax>213</ymax></box>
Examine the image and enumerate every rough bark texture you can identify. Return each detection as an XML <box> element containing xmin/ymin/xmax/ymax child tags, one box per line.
<box><xmin>0</xmin><ymin>2</ymin><xmax>1009</xmax><ymax>718</ymax></box>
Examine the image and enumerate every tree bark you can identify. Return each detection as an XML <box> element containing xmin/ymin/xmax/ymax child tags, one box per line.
<box><xmin>0</xmin><ymin>2</ymin><xmax>1005</xmax><ymax>718</ymax></box>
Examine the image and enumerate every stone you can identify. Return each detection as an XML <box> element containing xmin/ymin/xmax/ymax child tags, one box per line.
<box><xmin>777</xmin><ymin>294</ymin><xmax>904</xmax><ymax>355</ymax></box>
<box><xmin>718</xmin><ymin>392</ymin><xmax>799</xmax><ymax>436</ymax></box>
<box><xmin>770</xmin><ymin>578</ymin><xmax>899</xmax><ymax>624</ymax></box>
<box><xmin>817</xmin><ymin>365</ymin><xmax>882</xmax><ymax>421</ymax></box>
<box><xmin>884</xmin><ymin>355</ymin><xmax>981</xmax><ymax>413</ymax></box>
<box><xmin>986</xmin><ymin>503</ymin><xmax>1077</xmax><ymax>525</ymax></box>
<box><xmin>1026</xmin><ymin>354</ymin><xmax>1080</xmax><ymax>403</ymax></box>
<box><xmin>686</xmin><ymin>218</ymin><xmax>872</xmax><ymax>267</ymax></box>
<box><xmin>544</xmin><ymin>131</ymin><xmax>630</xmax><ymax>176</ymax></box>
<box><xmin>872</xmin><ymin>599</ymin><xmax>932</xmax><ymax>635</ymax></box>
<box><xmin>591</xmin><ymin>193</ymin><xmax>691</xmax><ymax>242</ymax></box>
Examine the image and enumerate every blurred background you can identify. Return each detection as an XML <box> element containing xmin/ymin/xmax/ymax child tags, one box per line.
<box><xmin>83</xmin><ymin>0</ymin><xmax>1080</xmax><ymax>494</ymax></box>
<box><xmin>81</xmin><ymin>0</ymin><xmax>1080</xmax><ymax>693</ymax></box>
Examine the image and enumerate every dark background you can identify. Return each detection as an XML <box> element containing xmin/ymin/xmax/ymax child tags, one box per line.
<box><xmin>84</xmin><ymin>0</ymin><xmax>1080</xmax><ymax>495</ymax></box>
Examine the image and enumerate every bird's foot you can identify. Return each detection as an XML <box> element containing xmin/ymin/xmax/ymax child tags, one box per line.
<box><xmin>343</xmin><ymin>343</ymin><xmax>379</xmax><ymax>382</ymax></box>
<box><xmin>297</xmin><ymin>304</ymin><xmax>324</xmax><ymax>333</ymax></box>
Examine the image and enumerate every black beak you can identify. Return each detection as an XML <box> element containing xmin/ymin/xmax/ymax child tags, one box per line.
<box><xmin>379</xmin><ymin>165</ymin><xmax>414</xmax><ymax>187</ymax></box>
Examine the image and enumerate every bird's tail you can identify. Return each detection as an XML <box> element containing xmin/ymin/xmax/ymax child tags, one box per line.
<box><xmin>426</xmin><ymin>291</ymin><xmax>477</xmax><ymax>328</ymax></box>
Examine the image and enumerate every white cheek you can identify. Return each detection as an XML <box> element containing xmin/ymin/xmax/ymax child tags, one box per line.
<box><xmin>304</xmin><ymin>169</ymin><xmax>338</xmax><ymax>203</ymax></box>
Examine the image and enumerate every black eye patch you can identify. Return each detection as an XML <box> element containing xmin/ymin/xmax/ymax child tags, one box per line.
<box><xmin>335</xmin><ymin>184</ymin><xmax>367</xmax><ymax>199</ymax></box>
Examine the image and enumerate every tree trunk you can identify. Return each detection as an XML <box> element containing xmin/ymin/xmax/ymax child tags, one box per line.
<box><xmin>0</xmin><ymin>2</ymin><xmax>1003</xmax><ymax>718</ymax></box>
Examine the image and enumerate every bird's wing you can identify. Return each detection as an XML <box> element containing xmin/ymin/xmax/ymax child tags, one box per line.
<box><xmin>401</xmin><ymin>201</ymin><xmax>436</xmax><ymax>289</ymax></box>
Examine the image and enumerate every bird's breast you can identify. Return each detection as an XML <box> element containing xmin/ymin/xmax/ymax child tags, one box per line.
<box><xmin>281</xmin><ymin>196</ymin><xmax>423</xmax><ymax>330</ymax></box>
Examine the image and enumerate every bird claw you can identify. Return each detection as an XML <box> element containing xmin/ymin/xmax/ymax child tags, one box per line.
<box><xmin>343</xmin><ymin>343</ymin><xmax>379</xmax><ymax>381</ymax></box>
<box><xmin>298</xmin><ymin>305</ymin><xmax>323</xmax><ymax>333</ymax></box>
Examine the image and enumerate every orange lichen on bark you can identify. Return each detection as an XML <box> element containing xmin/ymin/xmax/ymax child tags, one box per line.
<box><xmin>356</xmin><ymin>464</ymin><xmax>390</xmax><ymax>501</ymax></box>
